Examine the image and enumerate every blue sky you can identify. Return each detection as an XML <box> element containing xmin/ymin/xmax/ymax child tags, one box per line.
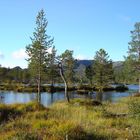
<box><xmin>0</xmin><ymin>0</ymin><xmax>140</xmax><ymax>68</ymax></box>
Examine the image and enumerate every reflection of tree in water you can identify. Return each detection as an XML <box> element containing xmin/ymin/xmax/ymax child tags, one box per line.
<box><xmin>30</xmin><ymin>93</ymin><xmax>36</xmax><ymax>101</ymax></box>
<box><xmin>87</xmin><ymin>92</ymin><xmax>94</xmax><ymax>99</ymax></box>
<box><xmin>103</xmin><ymin>92</ymin><xmax>113</xmax><ymax>102</ymax></box>
<box><xmin>95</xmin><ymin>92</ymin><xmax>114</xmax><ymax>102</ymax></box>
<box><xmin>0</xmin><ymin>94</ymin><xmax>5</xmax><ymax>104</ymax></box>
<box><xmin>40</xmin><ymin>92</ymin><xmax>56</xmax><ymax>107</ymax></box>
<box><xmin>50</xmin><ymin>92</ymin><xmax>54</xmax><ymax>104</ymax></box>
<box><xmin>69</xmin><ymin>91</ymin><xmax>75</xmax><ymax>99</ymax></box>
<box><xmin>96</xmin><ymin>92</ymin><xmax>103</xmax><ymax>102</ymax></box>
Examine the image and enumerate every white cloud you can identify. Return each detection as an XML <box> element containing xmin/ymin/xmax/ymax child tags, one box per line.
<box><xmin>75</xmin><ymin>54</ymin><xmax>88</xmax><ymax>60</ymax></box>
<box><xmin>12</xmin><ymin>48</ymin><xmax>27</xmax><ymax>59</ymax></box>
<box><xmin>1</xmin><ymin>62</ymin><xmax>17</xmax><ymax>68</ymax></box>
<box><xmin>12</xmin><ymin>47</ymin><xmax>53</xmax><ymax>60</ymax></box>
<box><xmin>0</xmin><ymin>51</ymin><xmax>4</xmax><ymax>59</ymax></box>
<box><xmin>1</xmin><ymin>61</ymin><xmax>27</xmax><ymax>68</ymax></box>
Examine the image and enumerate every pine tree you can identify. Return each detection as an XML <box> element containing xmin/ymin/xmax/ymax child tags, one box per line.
<box><xmin>127</xmin><ymin>22</ymin><xmax>140</xmax><ymax>92</ymax></box>
<box><xmin>93</xmin><ymin>49</ymin><xmax>113</xmax><ymax>91</ymax></box>
<box><xmin>26</xmin><ymin>10</ymin><xmax>53</xmax><ymax>103</ymax></box>
<box><xmin>123</xmin><ymin>57</ymin><xmax>137</xmax><ymax>84</ymax></box>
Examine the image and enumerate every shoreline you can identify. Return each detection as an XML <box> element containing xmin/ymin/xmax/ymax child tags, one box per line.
<box><xmin>0</xmin><ymin>83</ymin><xmax>128</xmax><ymax>93</ymax></box>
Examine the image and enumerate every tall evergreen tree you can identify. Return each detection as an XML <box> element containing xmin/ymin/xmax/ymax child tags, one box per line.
<box><xmin>93</xmin><ymin>49</ymin><xmax>113</xmax><ymax>91</ymax></box>
<box><xmin>26</xmin><ymin>10</ymin><xmax>53</xmax><ymax>103</ymax></box>
<box><xmin>123</xmin><ymin>57</ymin><xmax>137</xmax><ymax>84</ymax></box>
<box><xmin>127</xmin><ymin>22</ymin><xmax>140</xmax><ymax>92</ymax></box>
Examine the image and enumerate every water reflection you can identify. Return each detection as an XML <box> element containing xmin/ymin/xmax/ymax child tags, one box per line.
<box><xmin>41</xmin><ymin>92</ymin><xmax>65</xmax><ymax>106</ymax></box>
<box><xmin>0</xmin><ymin>91</ymin><xmax>36</xmax><ymax>104</ymax></box>
<box><xmin>96</xmin><ymin>92</ymin><xmax>103</xmax><ymax>102</ymax></box>
<box><xmin>0</xmin><ymin>84</ymin><xmax>139</xmax><ymax>107</ymax></box>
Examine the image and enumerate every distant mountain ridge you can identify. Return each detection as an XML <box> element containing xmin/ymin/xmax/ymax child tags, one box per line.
<box><xmin>76</xmin><ymin>60</ymin><xmax>92</xmax><ymax>67</ymax></box>
<box><xmin>10</xmin><ymin>60</ymin><xmax>123</xmax><ymax>70</ymax></box>
<box><xmin>76</xmin><ymin>60</ymin><xmax>123</xmax><ymax>68</ymax></box>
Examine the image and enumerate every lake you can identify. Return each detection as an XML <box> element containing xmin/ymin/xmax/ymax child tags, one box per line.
<box><xmin>0</xmin><ymin>84</ymin><xmax>139</xmax><ymax>107</ymax></box>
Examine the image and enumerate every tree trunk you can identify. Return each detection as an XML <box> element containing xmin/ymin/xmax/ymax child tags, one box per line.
<box><xmin>37</xmin><ymin>50</ymin><xmax>42</xmax><ymax>104</ymax></box>
<box><xmin>50</xmin><ymin>78</ymin><xmax>54</xmax><ymax>93</ymax></box>
<box><xmin>37</xmin><ymin>79</ymin><xmax>41</xmax><ymax>103</ymax></box>
<box><xmin>37</xmin><ymin>69</ymin><xmax>41</xmax><ymax>103</ymax></box>
<box><xmin>59</xmin><ymin>62</ymin><xmax>70</xmax><ymax>102</ymax></box>
<box><xmin>139</xmin><ymin>77</ymin><xmax>140</xmax><ymax>93</ymax></box>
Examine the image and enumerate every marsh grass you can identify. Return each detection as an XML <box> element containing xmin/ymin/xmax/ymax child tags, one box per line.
<box><xmin>0</xmin><ymin>97</ymin><xmax>140</xmax><ymax>139</ymax></box>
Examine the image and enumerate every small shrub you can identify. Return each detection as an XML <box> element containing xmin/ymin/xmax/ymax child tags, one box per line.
<box><xmin>115</xmin><ymin>84</ymin><xmax>128</xmax><ymax>91</ymax></box>
<box><xmin>0</xmin><ymin>105</ymin><xmax>22</xmax><ymax>122</ymax></box>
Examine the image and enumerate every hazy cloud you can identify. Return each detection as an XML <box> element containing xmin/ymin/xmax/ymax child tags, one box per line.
<box><xmin>75</xmin><ymin>54</ymin><xmax>88</xmax><ymax>60</ymax></box>
<box><xmin>0</xmin><ymin>51</ymin><xmax>4</xmax><ymax>59</ymax></box>
<box><xmin>12</xmin><ymin>47</ymin><xmax>53</xmax><ymax>60</ymax></box>
<box><xmin>12</xmin><ymin>48</ymin><xmax>27</xmax><ymax>59</ymax></box>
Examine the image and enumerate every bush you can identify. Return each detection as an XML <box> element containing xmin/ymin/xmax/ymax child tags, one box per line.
<box><xmin>115</xmin><ymin>84</ymin><xmax>128</xmax><ymax>91</ymax></box>
<box><xmin>0</xmin><ymin>105</ymin><xmax>22</xmax><ymax>122</ymax></box>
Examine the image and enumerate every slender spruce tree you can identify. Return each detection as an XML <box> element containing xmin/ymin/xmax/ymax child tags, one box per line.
<box><xmin>26</xmin><ymin>10</ymin><xmax>53</xmax><ymax>103</ymax></box>
<box><xmin>127</xmin><ymin>22</ymin><xmax>140</xmax><ymax>92</ymax></box>
<box><xmin>93</xmin><ymin>49</ymin><xmax>113</xmax><ymax>91</ymax></box>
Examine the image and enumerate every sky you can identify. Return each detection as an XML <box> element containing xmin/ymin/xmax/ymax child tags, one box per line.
<box><xmin>0</xmin><ymin>0</ymin><xmax>140</xmax><ymax>68</ymax></box>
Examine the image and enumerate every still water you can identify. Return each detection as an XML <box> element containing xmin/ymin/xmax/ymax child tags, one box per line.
<box><xmin>0</xmin><ymin>85</ymin><xmax>139</xmax><ymax>106</ymax></box>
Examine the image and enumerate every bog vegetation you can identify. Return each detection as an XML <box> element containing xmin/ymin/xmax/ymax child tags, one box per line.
<box><xmin>0</xmin><ymin>96</ymin><xmax>140</xmax><ymax>140</ymax></box>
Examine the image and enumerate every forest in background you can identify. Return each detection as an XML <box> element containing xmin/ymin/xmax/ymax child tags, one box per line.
<box><xmin>0</xmin><ymin>60</ymin><xmax>137</xmax><ymax>85</ymax></box>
